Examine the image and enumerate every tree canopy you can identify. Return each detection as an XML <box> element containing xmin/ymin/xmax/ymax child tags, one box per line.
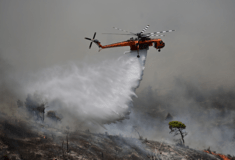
<box><xmin>169</xmin><ymin>121</ymin><xmax>186</xmax><ymax>130</ymax></box>
<box><xmin>169</xmin><ymin>121</ymin><xmax>187</xmax><ymax>144</ymax></box>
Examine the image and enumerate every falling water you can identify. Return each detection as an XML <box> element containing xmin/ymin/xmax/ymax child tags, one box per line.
<box><xmin>25</xmin><ymin>50</ymin><xmax>148</xmax><ymax>124</ymax></box>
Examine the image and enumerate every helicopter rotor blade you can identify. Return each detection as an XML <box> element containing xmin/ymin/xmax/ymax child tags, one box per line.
<box><xmin>93</xmin><ymin>32</ymin><xmax>96</xmax><ymax>39</ymax></box>
<box><xmin>102</xmin><ymin>33</ymin><xmax>135</xmax><ymax>35</ymax></box>
<box><xmin>146</xmin><ymin>34</ymin><xmax>165</xmax><ymax>37</ymax></box>
<box><xmin>89</xmin><ymin>42</ymin><xmax>93</xmax><ymax>49</ymax></box>
<box><xmin>145</xmin><ymin>30</ymin><xmax>175</xmax><ymax>35</ymax></box>
<box><xmin>140</xmin><ymin>25</ymin><xmax>150</xmax><ymax>34</ymax></box>
<box><xmin>85</xmin><ymin>37</ymin><xmax>92</xmax><ymax>40</ymax></box>
<box><xmin>113</xmin><ymin>27</ymin><xmax>136</xmax><ymax>35</ymax></box>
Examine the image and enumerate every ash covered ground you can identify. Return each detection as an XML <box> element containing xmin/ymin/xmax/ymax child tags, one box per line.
<box><xmin>0</xmin><ymin>114</ymin><xmax>227</xmax><ymax>160</ymax></box>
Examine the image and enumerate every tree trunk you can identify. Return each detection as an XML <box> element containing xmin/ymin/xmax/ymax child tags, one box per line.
<box><xmin>178</xmin><ymin>129</ymin><xmax>184</xmax><ymax>144</ymax></box>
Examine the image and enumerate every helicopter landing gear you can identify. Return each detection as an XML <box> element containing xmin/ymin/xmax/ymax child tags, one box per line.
<box><xmin>158</xmin><ymin>49</ymin><xmax>161</xmax><ymax>52</ymax></box>
<box><xmin>137</xmin><ymin>48</ymin><xmax>140</xmax><ymax>58</ymax></box>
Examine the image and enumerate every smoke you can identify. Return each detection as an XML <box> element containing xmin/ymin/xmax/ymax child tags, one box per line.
<box><xmin>0</xmin><ymin>53</ymin><xmax>21</xmax><ymax>117</ymax></box>
<box><xmin>106</xmin><ymin>78</ymin><xmax>235</xmax><ymax>155</ymax></box>
<box><xmin>16</xmin><ymin>50</ymin><xmax>148</xmax><ymax>128</ymax></box>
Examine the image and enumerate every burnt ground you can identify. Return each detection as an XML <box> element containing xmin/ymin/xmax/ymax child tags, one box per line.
<box><xmin>0</xmin><ymin>116</ymin><xmax>227</xmax><ymax>160</ymax></box>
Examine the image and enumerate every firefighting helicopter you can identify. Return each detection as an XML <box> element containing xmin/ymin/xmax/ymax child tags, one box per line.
<box><xmin>85</xmin><ymin>25</ymin><xmax>174</xmax><ymax>58</ymax></box>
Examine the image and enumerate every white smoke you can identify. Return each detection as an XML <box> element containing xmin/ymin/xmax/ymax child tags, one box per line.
<box><xmin>23</xmin><ymin>50</ymin><xmax>148</xmax><ymax>124</ymax></box>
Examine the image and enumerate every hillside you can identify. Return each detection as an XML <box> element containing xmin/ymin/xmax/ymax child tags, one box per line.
<box><xmin>1</xmin><ymin>115</ymin><xmax>232</xmax><ymax>160</ymax></box>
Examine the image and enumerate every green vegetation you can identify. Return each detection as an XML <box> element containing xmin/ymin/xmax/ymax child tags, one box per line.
<box><xmin>169</xmin><ymin>121</ymin><xmax>187</xmax><ymax>144</ymax></box>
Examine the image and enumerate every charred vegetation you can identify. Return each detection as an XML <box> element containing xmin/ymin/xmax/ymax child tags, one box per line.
<box><xmin>0</xmin><ymin>114</ymin><xmax>232</xmax><ymax>159</ymax></box>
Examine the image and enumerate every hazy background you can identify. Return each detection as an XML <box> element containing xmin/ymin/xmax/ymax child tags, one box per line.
<box><xmin>1</xmin><ymin>0</ymin><xmax>235</xmax><ymax>154</ymax></box>
<box><xmin>1</xmin><ymin>0</ymin><xmax>235</xmax><ymax>89</ymax></box>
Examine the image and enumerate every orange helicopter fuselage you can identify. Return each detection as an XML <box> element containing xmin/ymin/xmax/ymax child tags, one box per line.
<box><xmin>96</xmin><ymin>38</ymin><xmax>165</xmax><ymax>51</ymax></box>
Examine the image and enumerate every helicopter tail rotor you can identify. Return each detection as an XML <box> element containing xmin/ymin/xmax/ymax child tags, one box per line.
<box><xmin>84</xmin><ymin>32</ymin><xmax>96</xmax><ymax>49</ymax></box>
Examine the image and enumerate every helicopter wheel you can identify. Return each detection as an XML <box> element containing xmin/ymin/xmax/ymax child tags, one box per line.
<box><xmin>158</xmin><ymin>49</ymin><xmax>161</xmax><ymax>52</ymax></box>
<box><xmin>137</xmin><ymin>55</ymin><xmax>140</xmax><ymax>58</ymax></box>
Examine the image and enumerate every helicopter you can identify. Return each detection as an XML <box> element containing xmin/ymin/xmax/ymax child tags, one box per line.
<box><xmin>85</xmin><ymin>25</ymin><xmax>174</xmax><ymax>58</ymax></box>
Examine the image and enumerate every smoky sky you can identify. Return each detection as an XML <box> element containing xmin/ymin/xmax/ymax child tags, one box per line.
<box><xmin>0</xmin><ymin>0</ymin><xmax>235</xmax><ymax>92</ymax></box>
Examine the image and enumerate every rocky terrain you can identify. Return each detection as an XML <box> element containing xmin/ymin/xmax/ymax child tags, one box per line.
<box><xmin>0</xmin><ymin>115</ymin><xmax>234</xmax><ymax>160</ymax></box>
